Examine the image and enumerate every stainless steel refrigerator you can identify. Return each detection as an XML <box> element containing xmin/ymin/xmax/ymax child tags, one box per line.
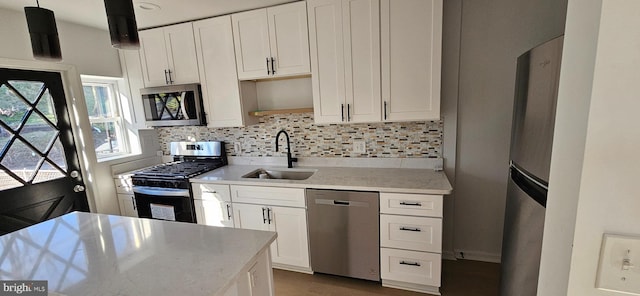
<box><xmin>500</xmin><ymin>36</ymin><xmax>563</xmax><ymax>296</ymax></box>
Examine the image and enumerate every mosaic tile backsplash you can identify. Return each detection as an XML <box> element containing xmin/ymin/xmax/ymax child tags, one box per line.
<box><xmin>156</xmin><ymin>113</ymin><xmax>443</xmax><ymax>158</ymax></box>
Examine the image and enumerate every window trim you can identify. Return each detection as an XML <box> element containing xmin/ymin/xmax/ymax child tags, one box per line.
<box><xmin>81</xmin><ymin>77</ymin><xmax>130</xmax><ymax>159</ymax></box>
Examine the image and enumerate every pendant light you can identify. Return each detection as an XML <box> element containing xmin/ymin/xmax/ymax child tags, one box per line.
<box><xmin>24</xmin><ymin>0</ymin><xmax>62</xmax><ymax>62</ymax></box>
<box><xmin>104</xmin><ymin>0</ymin><xmax>140</xmax><ymax>49</ymax></box>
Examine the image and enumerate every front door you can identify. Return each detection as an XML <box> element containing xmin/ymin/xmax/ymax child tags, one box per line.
<box><xmin>0</xmin><ymin>68</ymin><xmax>89</xmax><ymax>235</ymax></box>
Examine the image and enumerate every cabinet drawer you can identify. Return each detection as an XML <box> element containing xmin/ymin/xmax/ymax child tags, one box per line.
<box><xmin>380</xmin><ymin>214</ymin><xmax>442</xmax><ymax>253</ymax></box>
<box><xmin>192</xmin><ymin>183</ymin><xmax>231</xmax><ymax>202</ymax></box>
<box><xmin>231</xmin><ymin>185</ymin><xmax>305</xmax><ymax>208</ymax></box>
<box><xmin>114</xmin><ymin>177</ymin><xmax>133</xmax><ymax>194</ymax></box>
<box><xmin>381</xmin><ymin>248</ymin><xmax>441</xmax><ymax>287</ymax></box>
<box><xmin>380</xmin><ymin>193</ymin><xmax>443</xmax><ymax>217</ymax></box>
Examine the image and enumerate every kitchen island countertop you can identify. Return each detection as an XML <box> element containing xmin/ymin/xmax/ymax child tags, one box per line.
<box><xmin>192</xmin><ymin>165</ymin><xmax>453</xmax><ymax>195</ymax></box>
<box><xmin>0</xmin><ymin>212</ymin><xmax>276</xmax><ymax>296</ymax></box>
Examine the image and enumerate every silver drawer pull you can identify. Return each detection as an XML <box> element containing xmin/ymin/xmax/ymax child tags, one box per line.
<box><xmin>399</xmin><ymin>201</ymin><xmax>422</xmax><ymax>206</ymax></box>
<box><xmin>399</xmin><ymin>227</ymin><xmax>421</xmax><ymax>232</ymax></box>
<box><xmin>203</xmin><ymin>191</ymin><xmax>217</xmax><ymax>194</ymax></box>
<box><xmin>399</xmin><ymin>261</ymin><xmax>421</xmax><ymax>267</ymax></box>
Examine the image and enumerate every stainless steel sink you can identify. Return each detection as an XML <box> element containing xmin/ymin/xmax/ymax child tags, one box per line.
<box><xmin>242</xmin><ymin>168</ymin><xmax>316</xmax><ymax>180</ymax></box>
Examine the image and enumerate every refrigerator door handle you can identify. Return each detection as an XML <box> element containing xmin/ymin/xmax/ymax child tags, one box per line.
<box><xmin>510</xmin><ymin>161</ymin><xmax>548</xmax><ymax>190</ymax></box>
<box><xmin>510</xmin><ymin>163</ymin><xmax>548</xmax><ymax>207</ymax></box>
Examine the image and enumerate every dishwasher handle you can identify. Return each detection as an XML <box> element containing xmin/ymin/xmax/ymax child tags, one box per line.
<box><xmin>313</xmin><ymin>198</ymin><xmax>370</xmax><ymax>207</ymax></box>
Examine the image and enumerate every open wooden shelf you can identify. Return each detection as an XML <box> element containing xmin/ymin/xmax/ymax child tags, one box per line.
<box><xmin>248</xmin><ymin>108</ymin><xmax>314</xmax><ymax>117</ymax></box>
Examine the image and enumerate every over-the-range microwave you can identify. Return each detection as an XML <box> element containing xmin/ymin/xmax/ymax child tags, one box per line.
<box><xmin>140</xmin><ymin>83</ymin><xmax>206</xmax><ymax>127</ymax></box>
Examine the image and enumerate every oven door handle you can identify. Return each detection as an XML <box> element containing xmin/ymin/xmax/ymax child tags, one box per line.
<box><xmin>133</xmin><ymin>186</ymin><xmax>190</xmax><ymax>197</ymax></box>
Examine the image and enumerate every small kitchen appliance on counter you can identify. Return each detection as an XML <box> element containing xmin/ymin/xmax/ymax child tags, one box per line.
<box><xmin>131</xmin><ymin>141</ymin><xmax>227</xmax><ymax>223</ymax></box>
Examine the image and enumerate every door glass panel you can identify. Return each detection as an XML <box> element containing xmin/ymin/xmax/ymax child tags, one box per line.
<box><xmin>0</xmin><ymin>138</ymin><xmax>43</xmax><ymax>182</ymax></box>
<box><xmin>8</xmin><ymin>80</ymin><xmax>44</xmax><ymax>104</ymax></box>
<box><xmin>0</xmin><ymin>172</ymin><xmax>23</xmax><ymax>190</ymax></box>
<box><xmin>0</xmin><ymin>84</ymin><xmax>29</xmax><ymax>131</ymax></box>
<box><xmin>20</xmin><ymin>111</ymin><xmax>58</xmax><ymax>154</ymax></box>
<box><xmin>47</xmin><ymin>138</ymin><xmax>68</xmax><ymax>172</ymax></box>
<box><xmin>32</xmin><ymin>160</ymin><xmax>65</xmax><ymax>184</ymax></box>
<box><xmin>36</xmin><ymin>89</ymin><xmax>57</xmax><ymax>125</ymax></box>
<box><xmin>0</xmin><ymin>125</ymin><xmax>11</xmax><ymax>153</ymax></box>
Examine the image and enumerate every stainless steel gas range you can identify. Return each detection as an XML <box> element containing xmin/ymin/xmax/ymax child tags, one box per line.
<box><xmin>131</xmin><ymin>141</ymin><xmax>226</xmax><ymax>223</ymax></box>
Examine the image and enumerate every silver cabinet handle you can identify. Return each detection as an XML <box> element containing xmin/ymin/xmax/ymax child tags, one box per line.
<box><xmin>267</xmin><ymin>208</ymin><xmax>272</xmax><ymax>224</ymax></box>
<box><xmin>164</xmin><ymin>69</ymin><xmax>169</xmax><ymax>84</ymax></box>
<box><xmin>167</xmin><ymin>69</ymin><xmax>173</xmax><ymax>84</ymax></box>
<box><xmin>270</xmin><ymin>57</ymin><xmax>276</xmax><ymax>75</ymax></box>
<box><xmin>341</xmin><ymin>104</ymin><xmax>345</xmax><ymax>122</ymax></box>
<box><xmin>202</xmin><ymin>190</ymin><xmax>217</xmax><ymax>194</ymax></box>
<box><xmin>347</xmin><ymin>104</ymin><xmax>351</xmax><ymax>121</ymax></box>
<box><xmin>262</xmin><ymin>207</ymin><xmax>267</xmax><ymax>223</ymax></box>
<box><xmin>384</xmin><ymin>101</ymin><xmax>388</xmax><ymax>120</ymax></box>
<box><xmin>399</xmin><ymin>227</ymin><xmax>421</xmax><ymax>232</ymax></box>
<box><xmin>400</xmin><ymin>201</ymin><xmax>422</xmax><ymax>206</ymax></box>
<box><xmin>266</xmin><ymin>58</ymin><xmax>271</xmax><ymax>75</ymax></box>
<box><xmin>226</xmin><ymin>204</ymin><xmax>231</xmax><ymax>220</ymax></box>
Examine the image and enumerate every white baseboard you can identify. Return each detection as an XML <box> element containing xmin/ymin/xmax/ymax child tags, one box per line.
<box><xmin>453</xmin><ymin>249</ymin><xmax>501</xmax><ymax>263</ymax></box>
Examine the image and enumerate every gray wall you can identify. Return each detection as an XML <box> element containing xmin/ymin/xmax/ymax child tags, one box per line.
<box><xmin>0</xmin><ymin>8</ymin><xmax>121</xmax><ymax>77</ymax></box>
<box><xmin>453</xmin><ymin>0</ymin><xmax>567</xmax><ymax>260</ymax></box>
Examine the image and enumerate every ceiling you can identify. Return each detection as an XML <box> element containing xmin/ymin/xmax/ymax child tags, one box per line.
<box><xmin>0</xmin><ymin>0</ymin><xmax>298</xmax><ymax>30</ymax></box>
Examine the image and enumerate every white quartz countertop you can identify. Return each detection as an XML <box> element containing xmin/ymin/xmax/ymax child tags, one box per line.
<box><xmin>0</xmin><ymin>212</ymin><xmax>276</xmax><ymax>296</ymax></box>
<box><xmin>192</xmin><ymin>165</ymin><xmax>453</xmax><ymax>195</ymax></box>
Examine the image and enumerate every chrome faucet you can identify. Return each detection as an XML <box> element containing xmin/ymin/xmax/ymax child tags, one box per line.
<box><xmin>275</xmin><ymin>130</ymin><xmax>298</xmax><ymax>168</ymax></box>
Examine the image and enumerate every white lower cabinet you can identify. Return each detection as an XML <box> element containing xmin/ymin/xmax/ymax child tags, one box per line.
<box><xmin>193</xmin><ymin>184</ymin><xmax>234</xmax><ymax>227</ymax></box>
<box><xmin>231</xmin><ymin>185</ymin><xmax>311</xmax><ymax>273</ymax></box>
<box><xmin>117</xmin><ymin>194</ymin><xmax>138</xmax><ymax>217</ymax></box>
<box><xmin>114</xmin><ymin>176</ymin><xmax>137</xmax><ymax>217</ymax></box>
<box><xmin>380</xmin><ymin>192</ymin><xmax>444</xmax><ymax>295</ymax></box>
<box><xmin>380</xmin><ymin>248</ymin><xmax>442</xmax><ymax>290</ymax></box>
<box><xmin>222</xmin><ymin>248</ymin><xmax>274</xmax><ymax>296</ymax></box>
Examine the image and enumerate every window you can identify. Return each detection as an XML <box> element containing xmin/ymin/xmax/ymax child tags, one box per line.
<box><xmin>81</xmin><ymin>79</ymin><xmax>128</xmax><ymax>159</ymax></box>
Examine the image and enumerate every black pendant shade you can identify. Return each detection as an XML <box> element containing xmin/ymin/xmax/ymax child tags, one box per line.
<box><xmin>104</xmin><ymin>0</ymin><xmax>140</xmax><ymax>49</ymax></box>
<box><xmin>24</xmin><ymin>6</ymin><xmax>62</xmax><ymax>62</ymax></box>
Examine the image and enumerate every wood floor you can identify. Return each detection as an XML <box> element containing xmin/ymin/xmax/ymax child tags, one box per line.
<box><xmin>273</xmin><ymin>259</ymin><xmax>500</xmax><ymax>296</ymax></box>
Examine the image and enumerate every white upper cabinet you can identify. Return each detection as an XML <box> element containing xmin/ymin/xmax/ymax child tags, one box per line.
<box><xmin>381</xmin><ymin>0</ymin><xmax>442</xmax><ymax>121</ymax></box>
<box><xmin>308</xmin><ymin>0</ymin><xmax>382</xmax><ymax>124</ymax></box>
<box><xmin>232</xmin><ymin>1</ymin><xmax>311</xmax><ymax>80</ymax></box>
<box><xmin>193</xmin><ymin>16</ymin><xmax>258</xmax><ymax>128</ymax></box>
<box><xmin>139</xmin><ymin>23</ymin><xmax>200</xmax><ymax>87</ymax></box>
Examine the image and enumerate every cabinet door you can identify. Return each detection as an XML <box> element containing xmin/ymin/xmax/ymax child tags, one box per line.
<box><xmin>139</xmin><ymin>28</ymin><xmax>171</xmax><ymax>87</ymax></box>
<box><xmin>164</xmin><ymin>22</ymin><xmax>200</xmax><ymax>85</ymax></box>
<box><xmin>381</xmin><ymin>0</ymin><xmax>442</xmax><ymax>121</ymax></box>
<box><xmin>194</xmin><ymin>199</ymin><xmax>234</xmax><ymax>227</ymax></box>
<box><xmin>194</xmin><ymin>16</ymin><xmax>247</xmax><ymax>127</ymax></box>
<box><xmin>308</xmin><ymin>0</ymin><xmax>347</xmax><ymax>124</ymax></box>
<box><xmin>267</xmin><ymin>1</ymin><xmax>311</xmax><ymax>77</ymax></box>
<box><xmin>232</xmin><ymin>9</ymin><xmax>271</xmax><ymax>79</ymax></box>
<box><xmin>117</xmin><ymin>194</ymin><xmax>138</xmax><ymax>217</ymax></box>
<box><xmin>233</xmin><ymin>203</ymin><xmax>269</xmax><ymax>231</ymax></box>
<box><xmin>268</xmin><ymin>206</ymin><xmax>310</xmax><ymax>268</ymax></box>
<box><xmin>343</xmin><ymin>0</ymin><xmax>381</xmax><ymax>122</ymax></box>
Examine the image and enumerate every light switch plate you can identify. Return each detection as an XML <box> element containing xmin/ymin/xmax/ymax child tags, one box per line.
<box><xmin>596</xmin><ymin>234</ymin><xmax>640</xmax><ymax>295</ymax></box>
<box><xmin>234</xmin><ymin>142</ymin><xmax>241</xmax><ymax>154</ymax></box>
<box><xmin>353</xmin><ymin>141</ymin><xmax>366</xmax><ymax>154</ymax></box>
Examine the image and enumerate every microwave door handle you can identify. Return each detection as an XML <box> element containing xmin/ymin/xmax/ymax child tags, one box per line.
<box><xmin>179</xmin><ymin>91</ymin><xmax>189</xmax><ymax>119</ymax></box>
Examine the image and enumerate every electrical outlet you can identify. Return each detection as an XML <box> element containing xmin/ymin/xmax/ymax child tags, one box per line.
<box><xmin>353</xmin><ymin>141</ymin><xmax>366</xmax><ymax>154</ymax></box>
<box><xmin>234</xmin><ymin>142</ymin><xmax>241</xmax><ymax>154</ymax></box>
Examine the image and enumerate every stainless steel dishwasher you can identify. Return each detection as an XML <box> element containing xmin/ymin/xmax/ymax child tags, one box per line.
<box><xmin>306</xmin><ymin>189</ymin><xmax>379</xmax><ymax>281</ymax></box>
